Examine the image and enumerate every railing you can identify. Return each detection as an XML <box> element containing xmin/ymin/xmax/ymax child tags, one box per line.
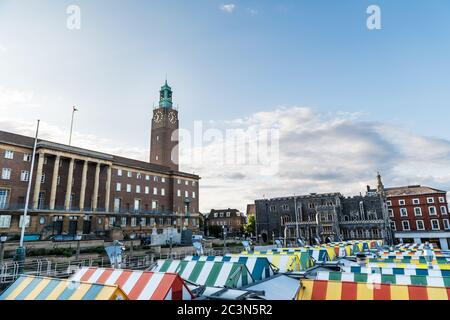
<box><xmin>0</xmin><ymin>254</ymin><xmax>156</xmax><ymax>285</ymax></box>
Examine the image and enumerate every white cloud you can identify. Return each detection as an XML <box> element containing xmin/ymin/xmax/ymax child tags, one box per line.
<box><xmin>0</xmin><ymin>87</ymin><xmax>38</xmax><ymax>110</ymax></box>
<box><xmin>2</xmin><ymin>106</ymin><xmax>450</xmax><ymax>214</ymax></box>
<box><xmin>220</xmin><ymin>4</ymin><xmax>236</xmax><ymax>13</ymax></box>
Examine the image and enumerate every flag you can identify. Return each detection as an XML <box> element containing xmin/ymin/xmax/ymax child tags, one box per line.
<box><xmin>73</xmin><ymin>106</ymin><xmax>79</xmax><ymax>112</ymax></box>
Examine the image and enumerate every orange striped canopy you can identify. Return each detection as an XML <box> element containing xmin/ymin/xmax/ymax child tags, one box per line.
<box><xmin>297</xmin><ymin>279</ymin><xmax>450</xmax><ymax>300</ymax></box>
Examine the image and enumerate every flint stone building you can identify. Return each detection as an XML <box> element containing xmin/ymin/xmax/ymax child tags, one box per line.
<box><xmin>254</xmin><ymin>176</ymin><xmax>393</xmax><ymax>244</ymax></box>
<box><xmin>0</xmin><ymin>82</ymin><xmax>201</xmax><ymax>240</ymax></box>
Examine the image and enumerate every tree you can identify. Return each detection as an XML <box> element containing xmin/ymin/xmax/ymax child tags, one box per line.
<box><xmin>244</xmin><ymin>216</ymin><xmax>255</xmax><ymax>236</ymax></box>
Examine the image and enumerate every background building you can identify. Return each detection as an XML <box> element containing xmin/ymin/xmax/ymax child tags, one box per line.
<box><xmin>386</xmin><ymin>185</ymin><xmax>450</xmax><ymax>249</ymax></box>
<box><xmin>0</xmin><ymin>82</ymin><xmax>201</xmax><ymax>240</ymax></box>
<box><xmin>205</xmin><ymin>209</ymin><xmax>246</xmax><ymax>238</ymax></box>
<box><xmin>254</xmin><ymin>177</ymin><xmax>392</xmax><ymax>244</ymax></box>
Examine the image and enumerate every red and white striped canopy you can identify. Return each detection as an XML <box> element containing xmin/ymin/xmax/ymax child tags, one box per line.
<box><xmin>71</xmin><ymin>267</ymin><xmax>194</xmax><ymax>300</ymax></box>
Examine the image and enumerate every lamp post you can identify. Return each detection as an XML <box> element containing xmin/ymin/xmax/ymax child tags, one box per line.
<box><xmin>169</xmin><ymin>236</ymin><xmax>173</xmax><ymax>258</ymax></box>
<box><xmin>75</xmin><ymin>233</ymin><xmax>82</xmax><ymax>261</ymax></box>
<box><xmin>129</xmin><ymin>233</ymin><xmax>136</xmax><ymax>259</ymax></box>
<box><xmin>222</xmin><ymin>225</ymin><xmax>227</xmax><ymax>254</ymax></box>
<box><xmin>0</xmin><ymin>235</ymin><xmax>7</xmax><ymax>266</ymax></box>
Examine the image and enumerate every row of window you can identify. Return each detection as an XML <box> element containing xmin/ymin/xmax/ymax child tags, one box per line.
<box><xmin>115</xmin><ymin>183</ymin><xmax>196</xmax><ymax>198</ymax></box>
<box><xmin>213</xmin><ymin>211</ymin><xmax>241</xmax><ymax>218</ymax></box>
<box><xmin>391</xmin><ymin>219</ymin><xmax>450</xmax><ymax>231</ymax></box>
<box><xmin>210</xmin><ymin>220</ymin><xmax>242</xmax><ymax>226</ymax></box>
<box><xmin>116</xmin><ymin>169</ymin><xmax>196</xmax><ymax>187</ymax></box>
<box><xmin>2</xmin><ymin>150</ymin><xmax>32</xmax><ymax>162</ymax></box>
<box><xmin>390</xmin><ymin>206</ymin><xmax>448</xmax><ymax>217</ymax></box>
<box><xmin>387</xmin><ymin>197</ymin><xmax>446</xmax><ymax>206</ymax></box>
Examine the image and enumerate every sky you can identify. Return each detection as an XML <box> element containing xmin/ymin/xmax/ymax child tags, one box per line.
<box><xmin>0</xmin><ymin>0</ymin><xmax>450</xmax><ymax>212</ymax></box>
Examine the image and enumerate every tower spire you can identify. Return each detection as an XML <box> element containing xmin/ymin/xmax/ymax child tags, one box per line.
<box><xmin>377</xmin><ymin>171</ymin><xmax>385</xmax><ymax>194</ymax></box>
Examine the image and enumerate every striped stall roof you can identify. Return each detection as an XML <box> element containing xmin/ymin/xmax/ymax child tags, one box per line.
<box><xmin>315</xmin><ymin>271</ymin><xmax>450</xmax><ymax>287</ymax></box>
<box><xmin>184</xmin><ymin>256</ymin><xmax>275</xmax><ymax>281</ymax></box>
<box><xmin>342</xmin><ymin>266</ymin><xmax>450</xmax><ymax>277</ymax></box>
<box><xmin>0</xmin><ymin>275</ymin><xmax>128</xmax><ymax>300</ymax></box>
<box><xmin>367</xmin><ymin>262</ymin><xmax>450</xmax><ymax>270</ymax></box>
<box><xmin>236</xmin><ymin>252</ymin><xmax>312</xmax><ymax>272</ymax></box>
<box><xmin>297</xmin><ymin>279</ymin><xmax>450</xmax><ymax>300</ymax></box>
<box><xmin>70</xmin><ymin>267</ymin><xmax>194</xmax><ymax>300</ymax></box>
<box><xmin>275</xmin><ymin>248</ymin><xmax>331</xmax><ymax>263</ymax></box>
<box><xmin>154</xmin><ymin>259</ymin><xmax>255</xmax><ymax>288</ymax></box>
<box><xmin>370</xmin><ymin>257</ymin><xmax>450</xmax><ymax>264</ymax></box>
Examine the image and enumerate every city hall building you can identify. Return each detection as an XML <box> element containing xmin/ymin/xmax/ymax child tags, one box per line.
<box><xmin>0</xmin><ymin>82</ymin><xmax>201</xmax><ymax>239</ymax></box>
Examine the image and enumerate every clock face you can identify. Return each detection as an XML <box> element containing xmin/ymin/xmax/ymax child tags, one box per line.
<box><xmin>154</xmin><ymin>111</ymin><xmax>164</xmax><ymax>124</ymax></box>
<box><xmin>168</xmin><ymin>111</ymin><xmax>177</xmax><ymax>124</ymax></box>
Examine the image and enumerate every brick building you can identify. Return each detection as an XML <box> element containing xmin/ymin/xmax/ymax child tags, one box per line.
<box><xmin>385</xmin><ymin>185</ymin><xmax>450</xmax><ymax>249</ymax></box>
<box><xmin>0</xmin><ymin>82</ymin><xmax>201</xmax><ymax>240</ymax></box>
<box><xmin>205</xmin><ymin>209</ymin><xmax>246</xmax><ymax>237</ymax></box>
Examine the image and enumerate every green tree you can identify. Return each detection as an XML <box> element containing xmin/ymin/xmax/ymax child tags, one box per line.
<box><xmin>244</xmin><ymin>215</ymin><xmax>256</xmax><ymax>236</ymax></box>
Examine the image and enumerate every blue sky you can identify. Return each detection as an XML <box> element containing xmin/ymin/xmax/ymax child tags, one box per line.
<box><xmin>1</xmin><ymin>1</ymin><xmax>450</xmax><ymax>211</ymax></box>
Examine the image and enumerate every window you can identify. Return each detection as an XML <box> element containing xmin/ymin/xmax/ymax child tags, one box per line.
<box><xmin>161</xmin><ymin>188</ymin><xmax>165</xmax><ymax>196</ymax></box>
<box><xmin>155</xmin><ymin>156</ymin><xmax>159</xmax><ymax>161</ymax></box>
<box><xmin>161</xmin><ymin>177</ymin><xmax>166</xmax><ymax>183</ymax></box>
<box><xmin>2</xmin><ymin>168</ymin><xmax>11</xmax><ymax>180</ymax></box>
<box><xmin>429</xmin><ymin>206</ymin><xmax>437</xmax><ymax>216</ymax></box>
<box><xmin>121</xmin><ymin>217</ymin><xmax>127</xmax><ymax>227</ymax></box>
<box><xmin>20</xmin><ymin>171</ymin><xmax>30</xmax><ymax>182</ymax></box>
<box><xmin>439</xmin><ymin>197</ymin><xmax>445</xmax><ymax>203</ymax></box>
<box><xmin>226</xmin><ymin>212</ymin><xmax>231</xmax><ymax>217</ymax></box>
<box><xmin>443</xmin><ymin>219</ymin><xmax>450</xmax><ymax>230</ymax></box>
<box><xmin>416</xmin><ymin>220</ymin><xmax>425</xmax><ymax>230</ymax></box>
<box><xmin>23</xmin><ymin>154</ymin><xmax>32</xmax><ymax>162</ymax></box>
<box><xmin>413</xmin><ymin>199</ymin><xmax>420</xmax><ymax>205</ymax></box>
<box><xmin>154</xmin><ymin>176</ymin><xmax>159</xmax><ymax>182</ymax></box>
<box><xmin>152</xmin><ymin>201</ymin><xmax>157</xmax><ymax>210</ymax></box>
<box><xmin>0</xmin><ymin>215</ymin><xmax>11</xmax><ymax>228</ymax></box>
<box><xmin>388</xmin><ymin>209</ymin><xmax>394</xmax><ymax>217</ymax></box>
<box><xmin>214</xmin><ymin>212</ymin><xmax>218</xmax><ymax>218</ymax></box>
<box><xmin>177</xmin><ymin>190</ymin><xmax>181</xmax><ymax>197</ymax></box>
<box><xmin>177</xmin><ymin>179</ymin><xmax>181</xmax><ymax>184</ymax></box>
<box><xmin>40</xmin><ymin>174</ymin><xmax>46</xmax><ymax>184</ymax></box>
<box><xmin>398</xmin><ymin>199</ymin><xmax>406</xmax><ymax>206</ymax></box>
<box><xmin>109</xmin><ymin>217</ymin><xmax>116</xmax><ymax>227</ymax></box>
<box><xmin>145</xmin><ymin>186</ymin><xmax>149</xmax><ymax>194</ymax></box>
<box><xmin>270</xmin><ymin>205</ymin><xmax>276</xmax><ymax>212</ymax></box>
<box><xmin>145</xmin><ymin>175</ymin><xmax>150</xmax><ymax>181</ymax></box>
<box><xmin>57</xmin><ymin>176</ymin><xmax>61</xmax><ymax>186</ymax></box>
<box><xmin>192</xmin><ymin>192</ymin><xmax>196</xmax><ymax>199</ymax></box>
<box><xmin>116</xmin><ymin>183</ymin><xmax>121</xmax><ymax>192</ymax></box>
<box><xmin>4</xmin><ymin>150</ymin><xmax>14</xmax><ymax>159</ymax></box>
<box><xmin>440</xmin><ymin>206</ymin><xmax>447</xmax><ymax>215</ymax></box>
<box><xmin>114</xmin><ymin>198</ymin><xmax>121</xmax><ymax>213</ymax></box>
<box><xmin>153</xmin><ymin>187</ymin><xmax>158</xmax><ymax>195</ymax></box>
<box><xmin>136</xmin><ymin>185</ymin><xmax>141</xmax><ymax>193</ymax></box>
<box><xmin>414</xmin><ymin>207</ymin><xmax>422</xmax><ymax>216</ymax></box>
<box><xmin>386</xmin><ymin>200</ymin><xmax>392</xmax><ymax>206</ymax></box>
<box><xmin>400</xmin><ymin>208</ymin><xmax>408</xmax><ymax>217</ymax></box>
<box><xmin>282</xmin><ymin>204</ymin><xmax>289</xmax><ymax>211</ymax></box>
<box><xmin>192</xmin><ymin>181</ymin><xmax>196</xmax><ymax>186</ymax></box>
<box><xmin>131</xmin><ymin>217</ymin><xmax>137</xmax><ymax>227</ymax></box>
<box><xmin>185</xmin><ymin>180</ymin><xmax>188</xmax><ymax>186</ymax></box>
<box><xmin>19</xmin><ymin>216</ymin><xmax>31</xmax><ymax>228</ymax></box>
<box><xmin>127</xmin><ymin>171</ymin><xmax>132</xmax><ymax>178</ymax></box>
<box><xmin>390</xmin><ymin>221</ymin><xmax>396</xmax><ymax>231</ymax></box>
<box><xmin>43</xmin><ymin>156</ymin><xmax>48</xmax><ymax>165</ymax></box>
<box><xmin>185</xmin><ymin>191</ymin><xmax>189</xmax><ymax>198</ymax></box>
<box><xmin>402</xmin><ymin>220</ymin><xmax>410</xmax><ymax>231</ymax></box>
<box><xmin>126</xmin><ymin>184</ymin><xmax>132</xmax><ymax>193</ymax></box>
<box><xmin>117</xmin><ymin>169</ymin><xmax>122</xmax><ymax>176</ymax></box>
<box><xmin>220</xmin><ymin>212</ymin><xmax>224</xmax><ymax>217</ymax></box>
<box><xmin>431</xmin><ymin>219</ymin><xmax>440</xmax><ymax>230</ymax></box>
<box><xmin>137</xmin><ymin>173</ymin><xmax>142</xmax><ymax>179</ymax></box>
<box><xmin>427</xmin><ymin>197</ymin><xmax>435</xmax><ymax>204</ymax></box>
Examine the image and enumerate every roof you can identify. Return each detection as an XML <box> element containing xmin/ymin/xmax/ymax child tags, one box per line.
<box><xmin>243</xmin><ymin>274</ymin><xmax>300</xmax><ymax>300</ymax></box>
<box><xmin>0</xmin><ymin>275</ymin><xmax>128</xmax><ymax>300</ymax></box>
<box><xmin>385</xmin><ymin>185</ymin><xmax>447</xmax><ymax>197</ymax></box>
<box><xmin>297</xmin><ymin>279</ymin><xmax>450</xmax><ymax>300</ymax></box>
<box><xmin>70</xmin><ymin>267</ymin><xmax>194</xmax><ymax>300</ymax></box>
<box><xmin>0</xmin><ymin>130</ymin><xmax>199</xmax><ymax>179</ymax></box>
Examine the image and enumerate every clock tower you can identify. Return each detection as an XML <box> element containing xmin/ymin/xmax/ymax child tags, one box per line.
<box><xmin>150</xmin><ymin>80</ymin><xmax>179</xmax><ymax>171</ymax></box>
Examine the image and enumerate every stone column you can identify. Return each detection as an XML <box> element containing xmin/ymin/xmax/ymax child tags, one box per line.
<box><xmin>92</xmin><ymin>163</ymin><xmax>101</xmax><ymax>212</ymax></box>
<box><xmin>32</xmin><ymin>152</ymin><xmax>45</xmax><ymax>209</ymax></box>
<box><xmin>64</xmin><ymin>158</ymin><xmax>75</xmax><ymax>211</ymax></box>
<box><xmin>49</xmin><ymin>155</ymin><xmax>61</xmax><ymax>210</ymax></box>
<box><xmin>79</xmin><ymin>160</ymin><xmax>88</xmax><ymax>211</ymax></box>
<box><xmin>104</xmin><ymin>165</ymin><xmax>112</xmax><ymax>212</ymax></box>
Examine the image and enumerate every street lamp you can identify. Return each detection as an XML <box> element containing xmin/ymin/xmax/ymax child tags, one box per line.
<box><xmin>75</xmin><ymin>233</ymin><xmax>82</xmax><ymax>261</ymax></box>
<box><xmin>129</xmin><ymin>233</ymin><xmax>136</xmax><ymax>259</ymax></box>
<box><xmin>222</xmin><ymin>225</ymin><xmax>227</xmax><ymax>254</ymax></box>
<box><xmin>0</xmin><ymin>235</ymin><xmax>7</xmax><ymax>267</ymax></box>
<box><xmin>169</xmin><ymin>236</ymin><xmax>173</xmax><ymax>258</ymax></box>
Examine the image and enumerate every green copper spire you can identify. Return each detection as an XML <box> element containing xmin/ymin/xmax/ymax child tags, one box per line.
<box><xmin>159</xmin><ymin>80</ymin><xmax>173</xmax><ymax>108</ymax></box>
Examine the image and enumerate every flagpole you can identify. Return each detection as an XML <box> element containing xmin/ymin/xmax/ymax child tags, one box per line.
<box><xmin>16</xmin><ymin>120</ymin><xmax>40</xmax><ymax>272</ymax></box>
<box><xmin>69</xmin><ymin>106</ymin><xmax>77</xmax><ymax>146</ymax></box>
